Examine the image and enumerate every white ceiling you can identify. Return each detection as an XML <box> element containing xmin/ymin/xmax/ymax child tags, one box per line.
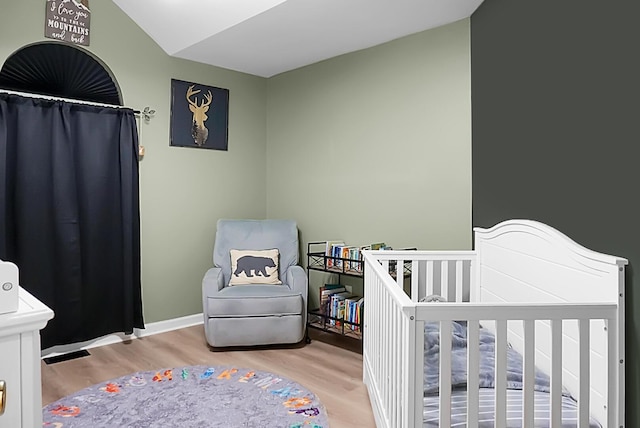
<box><xmin>111</xmin><ymin>0</ymin><xmax>485</xmax><ymax>78</ymax></box>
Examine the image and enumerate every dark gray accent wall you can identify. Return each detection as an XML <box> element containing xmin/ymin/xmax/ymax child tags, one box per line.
<box><xmin>471</xmin><ymin>0</ymin><xmax>640</xmax><ymax>425</ymax></box>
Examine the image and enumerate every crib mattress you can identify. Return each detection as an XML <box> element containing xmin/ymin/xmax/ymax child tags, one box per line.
<box><xmin>423</xmin><ymin>388</ymin><xmax>601</xmax><ymax>428</ymax></box>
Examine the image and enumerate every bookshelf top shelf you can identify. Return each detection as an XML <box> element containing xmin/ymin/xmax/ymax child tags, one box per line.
<box><xmin>307</xmin><ymin>251</ymin><xmax>364</xmax><ymax>277</ymax></box>
<box><xmin>306</xmin><ymin>241</ymin><xmax>413</xmax><ymax>278</ymax></box>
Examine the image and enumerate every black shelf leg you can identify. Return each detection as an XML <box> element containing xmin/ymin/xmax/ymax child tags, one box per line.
<box><xmin>304</xmin><ymin>324</ymin><xmax>312</xmax><ymax>344</ymax></box>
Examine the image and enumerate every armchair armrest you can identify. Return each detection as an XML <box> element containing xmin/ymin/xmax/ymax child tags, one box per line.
<box><xmin>286</xmin><ymin>265</ymin><xmax>308</xmax><ymax>304</ymax></box>
<box><xmin>202</xmin><ymin>267</ymin><xmax>224</xmax><ymax>298</ymax></box>
<box><xmin>286</xmin><ymin>265</ymin><xmax>308</xmax><ymax>330</ymax></box>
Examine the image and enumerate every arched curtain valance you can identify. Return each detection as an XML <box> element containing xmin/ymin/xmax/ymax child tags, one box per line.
<box><xmin>0</xmin><ymin>41</ymin><xmax>122</xmax><ymax>106</ymax></box>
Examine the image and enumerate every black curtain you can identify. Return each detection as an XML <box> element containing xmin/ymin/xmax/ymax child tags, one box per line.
<box><xmin>0</xmin><ymin>93</ymin><xmax>144</xmax><ymax>348</ymax></box>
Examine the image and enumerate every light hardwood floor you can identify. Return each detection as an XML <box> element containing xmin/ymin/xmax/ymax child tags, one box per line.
<box><xmin>41</xmin><ymin>325</ymin><xmax>377</xmax><ymax>427</ymax></box>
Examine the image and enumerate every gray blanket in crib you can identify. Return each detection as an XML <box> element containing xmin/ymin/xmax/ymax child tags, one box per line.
<box><xmin>423</xmin><ymin>321</ymin><xmax>551</xmax><ymax>394</ymax></box>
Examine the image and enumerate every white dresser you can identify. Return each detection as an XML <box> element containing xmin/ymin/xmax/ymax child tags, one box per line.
<box><xmin>0</xmin><ymin>287</ymin><xmax>54</xmax><ymax>428</ymax></box>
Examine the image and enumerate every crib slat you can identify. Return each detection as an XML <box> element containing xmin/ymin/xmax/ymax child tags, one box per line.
<box><xmin>375</xmin><ymin>284</ymin><xmax>380</xmax><ymax>410</ymax></box>
<box><xmin>469</xmin><ymin>258</ymin><xmax>478</xmax><ymax>302</ymax></box>
<box><xmin>376</xmin><ymin>285</ymin><xmax>381</xmax><ymax>411</ymax></box>
<box><xmin>395</xmin><ymin>307</ymin><xmax>401</xmax><ymax>427</ymax></box>
<box><xmin>439</xmin><ymin>320</ymin><xmax>452</xmax><ymax>427</ymax></box>
<box><xmin>440</xmin><ymin>261</ymin><xmax>449</xmax><ymax>300</ymax></box>
<box><xmin>373</xmin><ymin>277</ymin><xmax>380</xmax><ymax>387</ymax></box>
<box><xmin>522</xmin><ymin>320</ymin><xmax>535</xmax><ymax>427</ymax></box>
<box><xmin>378</xmin><ymin>278</ymin><xmax>383</xmax><ymax>385</ymax></box>
<box><xmin>393</xmin><ymin>306</ymin><xmax>406</xmax><ymax>426</ymax></box>
<box><xmin>368</xmin><ymin>277</ymin><xmax>373</xmax><ymax>377</ymax></box>
<box><xmin>395</xmin><ymin>302</ymin><xmax>401</xmax><ymax>425</ymax></box>
<box><xmin>385</xmin><ymin>292</ymin><xmax>391</xmax><ymax>419</ymax></box>
<box><xmin>384</xmin><ymin>287</ymin><xmax>391</xmax><ymax>426</ymax></box>
<box><xmin>550</xmin><ymin>319</ymin><xmax>562</xmax><ymax>427</ymax></box>
<box><xmin>466</xmin><ymin>320</ymin><xmax>480</xmax><ymax>427</ymax></box>
<box><xmin>394</xmin><ymin>308</ymin><xmax>407</xmax><ymax>427</ymax></box>
<box><xmin>606</xmin><ymin>319</ymin><xmax>617</xmax><ymax>428</ymax></box>
<box><xmin>396</xmin><ymin>259</ymin><xmax>404</xmax><ymax>288</ymax></box>
<box><xmin>388</xmin><ymin>293</ymin><xmax>393</xmax><ymax>422</ymax></box>
<box><xmin>426</xmin><ymin>260</ymin><xmax>434</xmax><ymax>296</ymax></box>
<box><xmin>495</xmin><ymin>320</ymin><xmax>508</xmax><ymax>428</ymax></box>
<box><xmin>413</xmin><ymin>320</ymin><xmax>425</xmax><ymax>428</ymax></box>
<box><xmin>455</xmin><ymin>260</ymin><xmax>463</xmax><ymax>302</ymax></box>
<box><xmin>390</xmin><ymin>304</ymin><xmax>397</xmax><ymax>426</ymax></box>
<box><xmin>382</xmin><ymin>290</ymin><xmax>388</xmax><ymax>416</ymax></box>
<box><xmin>578</xmin><ymin>319</ymin><xmax>590</xmax><ymax>428</ymax></box>
<box><xmin>411</xmin><ymin>260</ymin><xmax>419</xmax><ymax>302</ymax></box>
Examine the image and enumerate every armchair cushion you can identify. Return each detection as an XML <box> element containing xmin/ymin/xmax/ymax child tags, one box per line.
<box><xmin>204</xmin><ymin>285</ymin><xmax>303</xmax><ymax>317</ymax></box>
<box><xmin>229</xmin><ymin>249</ymin><xmax>281</xmax><ymax>285</ymax></box>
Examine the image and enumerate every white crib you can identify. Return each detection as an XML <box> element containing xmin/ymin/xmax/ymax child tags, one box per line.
<box><xmin>362</xmin><ymin>219</ymin><xmax>626</xmax><ymax>428</ymax></box>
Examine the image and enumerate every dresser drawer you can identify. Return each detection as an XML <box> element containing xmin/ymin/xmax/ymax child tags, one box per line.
<box><xmin>0</xmin><ymin>286</ymin><xmax>53</xmax><ymax>428</ymax></box>
<box><xmin>0</xmin><ymin>334</ymin><xmax>21</xmax><ymax>428</ymax></box>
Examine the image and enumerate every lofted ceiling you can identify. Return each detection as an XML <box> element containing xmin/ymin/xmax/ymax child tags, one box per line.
<box><xmin>111</xmin><ymin>0</ymin><xmax>485</xmax><ymax>78</ymax></box>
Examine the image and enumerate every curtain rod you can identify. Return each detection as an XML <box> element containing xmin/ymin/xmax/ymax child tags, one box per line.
<box><xmin>0</xmin><ymin>89</ymin><xmax>141</xmax><ymax>114</ymax></box>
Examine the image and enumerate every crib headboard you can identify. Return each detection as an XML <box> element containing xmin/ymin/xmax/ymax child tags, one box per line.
<box><xmin>473</xmin><ymin>219</ymin><xmax>626</xmax><ymax>426</ymax></box>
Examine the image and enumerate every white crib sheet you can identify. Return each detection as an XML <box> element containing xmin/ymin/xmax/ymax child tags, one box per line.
<box><xmin>423</xmin><ymin>388</ymin><xmax>600</xmax><ymax>428</ymax></box>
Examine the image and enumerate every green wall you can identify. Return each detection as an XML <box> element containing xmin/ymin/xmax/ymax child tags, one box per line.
<box><xmin>471</xmin><ymin>0</ymin><xmax>640</xmax><ymax>425</ymax></box>
<box><xmin>266</xmin><ymin>20</ymin><xmax>473</xmax><ymax>305</ymax></box>
<box><xmin>0</xmin><ymin>1</ymin><xmax>268</xmax><ymax>324</ymax></box>
<box><xmin>1</xmin><ymin>4</ymin><xmax>472</xmax><ymax>326</ymax></box>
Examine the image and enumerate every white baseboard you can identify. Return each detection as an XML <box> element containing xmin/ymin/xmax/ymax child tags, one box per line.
<box><xmin>41</xmin><ymin>313</ymin><xmax>204</xmax><ymax>359</ymax></box>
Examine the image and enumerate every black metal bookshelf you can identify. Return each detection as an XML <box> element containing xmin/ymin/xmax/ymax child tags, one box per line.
<box><xmin>306</xmin><ymin>241</ymin><xmax>364</xmax><ymax>341</ymax></box>
<box><xmin>306</xmin><ymin>241</ymin><xmax>413</xmax><ymax>342</ymax></box>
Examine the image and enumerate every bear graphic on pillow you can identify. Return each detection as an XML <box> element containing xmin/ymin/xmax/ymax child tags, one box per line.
<box><xmin>234</xmin><ymin>255</ymin><xmax>276</xmax><ymax>277</ymax></box>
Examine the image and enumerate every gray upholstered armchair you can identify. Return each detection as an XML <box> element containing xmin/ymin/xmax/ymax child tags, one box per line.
<box><xmin>202</xmin><ymin>219</ymin><xmax>308</xmax><ymax>348</ymax></box>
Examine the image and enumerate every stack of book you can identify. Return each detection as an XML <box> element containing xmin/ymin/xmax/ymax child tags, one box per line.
<box><xmin>341</xmin><ymin>295</ymin><xmax>364</xmax><ymax>331</ymax></box>
<box><xmin>324</xmin><ymin>241</ymin><xmax>389</xmax><ymax>273</ymax></box>
<box><xmin>318</xmin><ymin>284</ymin><xmax>364</xmax><ymax>330</ymax></box>
<box><xmin>319</xmin><ymin>284</ymin><xmax>345</xmax><ymax>315</ymax></box>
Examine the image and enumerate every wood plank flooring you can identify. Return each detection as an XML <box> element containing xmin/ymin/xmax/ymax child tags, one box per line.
<box><xmin>41</xmin><ymin>325</ymin><xmax>377</xmax><ymax>427</ymax></box>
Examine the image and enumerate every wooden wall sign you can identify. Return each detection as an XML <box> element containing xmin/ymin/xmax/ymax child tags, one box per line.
<box><xmin>45</xmin><ymin>0</ymin><xmax>91</xmax><ymax>46</ymax></box>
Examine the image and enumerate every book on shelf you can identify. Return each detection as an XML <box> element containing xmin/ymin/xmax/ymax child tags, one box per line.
<box><xmin>355</xmin><ymin>245</ymin><xmax>370</xmax><ymax>272</ymax></box>
<box><xmin>348</xmin><ymin>247</ymin><xmax>357</xmax><ymax>270</ymax></box>
<box><xmin>341</xmin><ymin>246</ymin><xmax>350</xmax><ymax>267</ymax></box>
<box><xmin>344</xmin><ymin>296</ymin><xmax>356</xmax><ymax>329</ymax></box>
<box><xmin>324</xmin><ymin>241</ymin><xmax>344</xmax><ymax>268</ymax></box>
<box><xmin>370</xmin><ymin>242</ymin><xmax>386</xmax><ymax>250</ymax></box>
<box><xmin>341</xmin><ymin>246</ymin><xmax>360</xmax><ymax>271</ymax></box>
<box><xmin>325</xmin><ymin>241</ymin><xmax>375</xmax><ymax>273</ymax></box>
<box><xmin>318</xmin><ymin>284</ymin><xmax>346</xmax><ymax>314</ymax></box>
<box><xmin>328</xmin><ymin>292</ymin><xmax>365</xmax><ymax>328</ymax></box>
<box><xmin>326</xmin><ymin>243</ymin><xmax>361</xmax><ymax>270</ymax></box>
<box><xmin>337</xmin><ymin>295</ymin><xmax>364</xmax><ymax>331</ymax></box>
<box><xmin>355</xmin><ymin>297</ymin><xmax>364</xmax><ymax>331</ymax></box>
<box><xmin>329</xmin><ymin>291</ymin><xmax>353</xmax><ymax>326</ymax></box>
<box><xmin>332</xmin><ymin>244</ymin><xmax>343</xmax><ymax>268</ymax></box>
<box><xmin>319</xmin><ymin>240</ymin><xmax>401</xmax><ymax>274</ymax></box>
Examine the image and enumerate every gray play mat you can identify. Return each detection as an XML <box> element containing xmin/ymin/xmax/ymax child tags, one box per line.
<box><xmin>43</xmin><ymin>365</ymin><xmax>329</xmax><ymax>427</ymax></box>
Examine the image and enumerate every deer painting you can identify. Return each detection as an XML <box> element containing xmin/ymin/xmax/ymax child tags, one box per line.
<box><xmin>186</xmin><ymin>85</ymin><xmax>213</xmax><ymax>146</ymax></box>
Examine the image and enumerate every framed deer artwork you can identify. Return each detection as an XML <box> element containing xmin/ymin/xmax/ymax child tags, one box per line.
<box><xmin>170</xmin><ymin>79</ymin><xmax>229</xmax><ymax>150</ymax></box>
